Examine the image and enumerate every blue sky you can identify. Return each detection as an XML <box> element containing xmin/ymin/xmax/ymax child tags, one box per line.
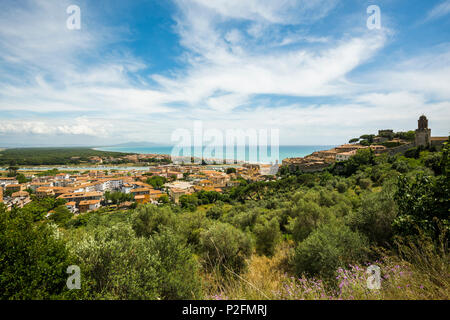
<box><xmin>0</xmin><ymin>0</ymin><xmax>449</xmax><ymax>147</ymax></box>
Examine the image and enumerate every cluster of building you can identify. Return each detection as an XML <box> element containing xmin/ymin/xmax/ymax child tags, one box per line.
<box><xmin>283</xmin><ymin>115</ymin><xmax>447</xmax><ymax>172</ymax></box>
<box><xmin>282</xmin><ymin>144</ymin><xmax>377</xmax><ymax>172</ymax></box>
<box><xmin>1</xmin><ymin>115</ymin><xmax>446</xmax><ymax>214</ymax></box>
<box><xmin>0</xmin><ymin>162</ymin><xmax>279</xmax><ymax>213</ymax></box>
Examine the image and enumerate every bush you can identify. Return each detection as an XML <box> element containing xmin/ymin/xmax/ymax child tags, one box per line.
<box><xmin>394</xmin><ymin>174</ymin><xmax>449</xmax><ymax>241</ymax></box>
<box><xmin>293</xmin><ymin>222</ymin><xmax>369</xmax><ymax>279</ymax></box>
<box><xmin>349</xmin><ymin>189</ymin><xmax>397</xmax><ymax>245</ymax></box>
<box><xmin>289</xmin><ymin>200</ymin><xmax>328</xmax><ymax>243</ymax></box>
<box><xmin>336</xmin><ymin>182</ymin><xmax>347</xmax><ymax>193</ymax></box>
<box><xmin>199</xmin><ymin>223</ymin><xmax>252</xmax><ymax>275</ymax></box>
<box><xmin>131</xmin><ymin>205</ymin><xmax>177</xmax><ymax>237</ymax></box>
<box><xmin>0</xmin><ymin>209</ymin><xmax>73</xmax><ymax>299</ymax></box>
<box><xmin>148</xmin><ymin>228</ymin><xmax>203</xmax><ymax>299</ymax></box>
<box><xmin>358</xmin><ymin>178</ymin><xmax>371</xmax><ymax>190</ymax></box>
<box><xmin>70</xmin><ymin>224</ymin><xmax>202</xmax><ymax>299</ymax></box>
<box><xmin>179</xmin><ymin>211</ymin><xmax>210</xmax><ymax>250</ymax></box>
<box><xmin>254</xmin><ymin>217</ymin><xmax>281</xmax><ymax>256</ymax></box>
<box><xmin>49</xmin><ymin>205</ymin><xmax>73</xmax><ymax>226</ymax></box>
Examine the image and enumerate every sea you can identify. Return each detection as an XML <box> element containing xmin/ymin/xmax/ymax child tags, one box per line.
<box><xmin>96</xmin><ymin>145</ymin><xmax>336</xmax><ymax>164</ymax></box>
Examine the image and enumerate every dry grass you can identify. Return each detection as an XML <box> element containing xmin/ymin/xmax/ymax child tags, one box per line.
<box><xmin>202</xmin><ymin>241</ymin><xmax>294</xmax><ymax>300</ymax></box>
<box><xmin>202</xmin><ymin>237</ymin><xmax>450</xmax><ymax>300</ymax></box>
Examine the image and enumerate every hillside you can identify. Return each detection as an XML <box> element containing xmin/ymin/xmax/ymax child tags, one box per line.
<box><xmin>1</xmin><ymin>142</ymin><xmax>448</xmax><ymax>300</ymax></box>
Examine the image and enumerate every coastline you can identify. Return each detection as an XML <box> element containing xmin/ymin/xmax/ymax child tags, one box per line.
<box><xmin>94</xmin><ymin>145</ymin><xmax>337</xmax><ymax>164</ymax></box>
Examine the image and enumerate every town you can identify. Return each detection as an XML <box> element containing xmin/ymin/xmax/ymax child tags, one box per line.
<box><xmin>282</xmin><ymin>115</ymin><xmax>447</xmax><ymax>172</ymax></box>
<box><xmin>0</xmin><ymin>160</ymin><xmax>280</xmax><ymax>213</ymax></box>
<box><xmin>0</xmin><ymin>116</ymin><xmax>447</xmax><ymax>216</ymax></box>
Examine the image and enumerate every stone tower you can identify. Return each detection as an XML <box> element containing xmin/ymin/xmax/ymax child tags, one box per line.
<box><xmin>415</xmin><ymin>115</ymin><xmax>431</xmax><ymax>147</ymax></box>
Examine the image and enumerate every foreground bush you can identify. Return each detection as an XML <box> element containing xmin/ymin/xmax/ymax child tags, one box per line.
<box><xmin>69</xmin><ymin>223</ymin><xmax>202</xmax><ymax>299</ymax></box>
<box><xmin>254</xmin><ymin>217</ymin><xmax>281</xmax><ymax>256</ymax></box>
<box><xmin>200</xmin><ymin>222</ymin><xmax>252</xmax><ymax>275</ymax></box>
<box><xmin>0</xmin><ymin>207</ymin><xmax>73</xmax><ymax>299</ymax></box>
<box><xmin>293</xmin><ymin>222</ymin><xmax>369</xmax><ymax>278</ymax></box>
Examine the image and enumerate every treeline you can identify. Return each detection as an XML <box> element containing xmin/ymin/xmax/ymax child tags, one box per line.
<box><xmin>0</xmin><ymin>148</ymin><xmax>132</xmax><ymax>166</ymax></box>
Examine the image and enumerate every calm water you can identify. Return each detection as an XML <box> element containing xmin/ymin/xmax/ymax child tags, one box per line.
<box><xmin>96</xmin><ymin>145</ymin><xmax>336</xmax><ymax>164</ymax></box>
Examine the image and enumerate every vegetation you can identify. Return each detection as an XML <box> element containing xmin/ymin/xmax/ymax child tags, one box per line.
<box><xmin>146</xmin><ymin>176</ymin><xmax>167</xmax><ymax>189</ymax></box>
<box><xmin>0</xmin><ymin>141</ymin><xmax>448</xmax><ymax>300</ymax></box>
<box><xmin>104</xmin><ymin>191</ymin><xmax>134</xmax><ymax>205</ymax></box>
<box><xmin>0</xmin><ymin>148</ymin><xmax>131</xmax><ymax>166</ymax></box>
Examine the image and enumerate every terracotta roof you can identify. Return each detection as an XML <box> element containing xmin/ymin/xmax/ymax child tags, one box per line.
<box><xmin>79</xmin><ymin>200</ymin><xmax>100</xmax><ymax>205</ymax></box>
<box><xmin>431</xmin><ymin>137</ymin><xmax>448</xmax><ymax>141</ymax></box>
<box><xmin>131</xmin><ymin>188</ymin><xmax>151</xmax><ymax>193</ymax></box>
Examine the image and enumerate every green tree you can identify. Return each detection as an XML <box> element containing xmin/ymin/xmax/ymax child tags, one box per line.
<box><xmin>179</xmin><ymin>194</ymin><xmax>199</xmax><ymax>211</ymax></box>
<box><xmin>146</xmin><ymin>176</ymin><xmax>167</xmax><ymax>189</ymax></box>
<box><xmin>226</xmin><ymin>167</ymin><xmax>236</xmax><ymax>174</ymax></box>
<box><xmin>16</xmin><ymin>173</ymin><xmax>29</xmax><ymax>184</ymax></box>
<box><xmin>49</xmin><ymin>205</ymin><xmax>73</xmax><ymax>226</ymax></box>
<box><xmin>69</xmin><ymin>224</ymin><xmax>202</xmax><ymax>299</ymax></box>
<box><xmin>7</xmin><ymin>166</ymin><xmax>19</xmax><ymax>177</ymax></box>
<box><xmin>349</xmin><ymin>189</ymin><xmax>397</xmax><ymax>245</ymax></box>
<box><xmin>289</xmin><ymin>200</ymin><xmax>328</xmax><ymax>242</ymax></box>
<box><xmin>20</xmin><ymin>197</ymin><xmax>66</xmax><ymax>221</ymax></box>
<box><xmin>0</xmin><ymin>208</ymin><xmax>73</xmax><ymax>299</ymax></box>
<box><xmin>293</xmin><ymin>222</ymin><xmax>369</xmax><ymax>278</ymax></box>
<box><xmin>131</xmin><ymin>205</ymin><xmax>177</xmax><ymax>237</ymax></box>
<box><xmin>360</xmin><ymin>134</ymin><xmax>375</xmax><ymax>143</ymax></box>
<box><xmin>200</xmin><ymin>223</ymin><xmax>252</xmax><ymax>275</ymax></box>
<box><xmin>394</xmin><ymin>173</ymin><xmax>449</xmax><ymax>241</ymax></box>
<box><xmin>254</xmin><ymin>217</ymin><xmax>281</xmax><ymax>256</ymax></box>
<box><xmin>104</xmin><ymin>191</ymin><xmax>133</xmax><ymax>205</ymax></box>
<box><xmin>157</xmin><ymin>194</ymin><xmax>170</xmax><ymax>204</ymax></box>
<box><xmin>69</xmin><ymin>224</ymin><xmax>162</xmax><ymax>299</ymax></box>
<box><xmin>149</xmin><ymin>228</ymin><xmax>203</xmax><ymax>299</ymax></box>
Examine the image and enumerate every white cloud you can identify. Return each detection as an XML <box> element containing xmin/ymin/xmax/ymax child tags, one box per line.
<box><xmin>0</xmin><ymin>117</ymin><xmax>112</xmax><ymax>137</ymax></box>
<box><xmin>425</xmin><ymin>0</ymin><xmax>450</xmax><ymax>22</ymax></box>
<box><xmin>0</xmin><ymin>0</ymin><xmax>448</xmax><ymax>147</ymax></box>
<box><xmin>182</xmin><ymin>0</ymin><xmax>338</xmax><ymax>24</ymax></box>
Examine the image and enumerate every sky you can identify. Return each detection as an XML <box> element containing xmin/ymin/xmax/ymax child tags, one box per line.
<box><xmin>0</xmin><ymin>0</ymin><xmax>449</xmax><ymax>147</ymax></box>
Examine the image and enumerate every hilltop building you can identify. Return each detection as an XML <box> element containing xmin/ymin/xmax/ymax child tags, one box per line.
<box><xmin>415</xmin><ymin>115</ymin><xmax>432</xmax><ymax>147</ymax></box>
<box><xmin>414</xmin><ymin>115</ymin><xmax>447</xmax><ymax>149</ymax></box>
<box><xmin>283</xmin><ymin>115</ymin><xmax>448</xmax><ymax>173</ymax></box>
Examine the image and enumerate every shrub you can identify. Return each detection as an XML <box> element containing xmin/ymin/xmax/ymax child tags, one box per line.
<box><xmin>358</xmin><ymin>178</ymin><xmax>371</xmax><ymax>190</ymax></box>
<box><xmin>290</xmin><ymin>200</ymin><xmax>328</xmax><ymax>243</ymax></box>
<box><xmin>394</xmin><ymin>174</ymin><xmax>449</xmax><ymax>241</ymax></box>
<box><xmin>293</xmin><ymin>222</ymin><xmax>369</xmax><ymax>279</ymax></box>
<box><xmin>69</xmin><ymin>224</ymin><xmax>202</xmax><ymax>299</ymax></box>
<box><xmin>0</xmin><ymin>209</ymin><xmax>73</xmax><ymax>299</ymax></box>
<box><xmin>200</xmin><ymin>223</ymin><xmax>252</xmax><ymax>275</ymax></box>
<box><xmin>254</xmin><ymin>217</ymin><xmax>281</xmax><ymax>256</ymax></box>
<box><xmin>131</xmin><ymin>205</ymin><xmax>177</xmax><ymax>237</ymax></box>
<box><xmin>148</xmin><ymin>228</ymin><xmax>203</xmax><ymax>299</ymax></box>
<box><xmin>49</xmin><ymin>205</ymin><xmax>74</xmax><ymax>226</ymax></box>
<box><xmin>179</xmin><ymin>210</ymin><xmax>210</xmax><ymax>250</ymax></box>
<box><xmin>336</xmin><ymin>182</ymin><xmax>347</xmax><ymax>193</ymax></box>
<box><xmin>349</xmin><ymin>189</ymin><xmax>397</xmax><ymax>245</ymax></box>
